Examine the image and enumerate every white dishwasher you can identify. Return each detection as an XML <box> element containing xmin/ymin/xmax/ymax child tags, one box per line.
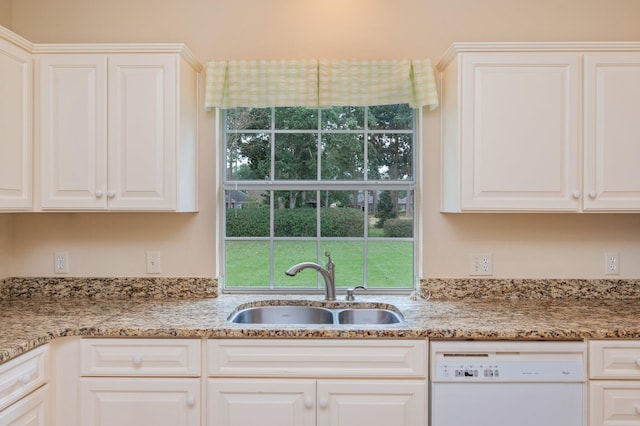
<box><xmin>430</xmin><ymin>341</ymin><xmax>586</xmax><ymax>426</ymax></box>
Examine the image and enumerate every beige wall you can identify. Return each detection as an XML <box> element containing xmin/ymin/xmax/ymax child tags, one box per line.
<box><xmin>0</xmin><ymin>0</ymin><xmax>11</xmax><ymax>28</ymax></box>
<box><xmin>8</xmin><ymin>0</ymin><xmax>640</xmax><ymax>278</ymax></box>
<box><xmin>0</xmin><ymin>216</ymin><xmax>13</xmax><ymax>279</ymax></box>
<box><xmin>0</xmin><ymin>0</ymin><xmax>13</xmax><ymax>280</ymax></box>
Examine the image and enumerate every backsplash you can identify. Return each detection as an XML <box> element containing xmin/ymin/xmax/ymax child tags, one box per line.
<box><xmin>2</xmin><ymin>277</ymin><xmax>638</xmax><ymax>301</ymax></box>
<box><xmin>423</xmin><ymin>278</ymin><xmax>640</xmax><ymax>300</ymax></box>
<box><xmin>0</xmin><ymin>277</ymin><xmax>217</xmax><ymax>299</ymax></box>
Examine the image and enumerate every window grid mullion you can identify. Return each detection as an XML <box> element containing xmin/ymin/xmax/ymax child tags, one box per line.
<box><xmin>223</xmin><ymin>106</ymin><xmax>416</xmax><ymax>292</ymax></box>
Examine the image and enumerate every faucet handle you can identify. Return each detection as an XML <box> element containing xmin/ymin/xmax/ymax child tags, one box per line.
<box><xmin>345</xmin><ymin>285</ymin><xmax>366</xmax><ymax>301</ymax></box>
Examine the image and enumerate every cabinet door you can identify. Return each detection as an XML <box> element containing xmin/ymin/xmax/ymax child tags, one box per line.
<box><xmin>584</xmin><ymin>53</ymin><xmax>640</xmax><ymax>211</ymax></box>
<box><xmin>107</xmin><ymin>54</ymin><xmax>177</xmax><ymax>210</ymax></box>
<box><xmin>0</xmin><ymin>384</ymin><xmax>49</xmax><ymax>426</ymax></box>
<box><xmin>80</xmin><ymin>377</ymin><xmax>200</xmax><ymax>426</ymax></box>
<box><xmin>208</xmin><ymin>378</ymin><xmax>316</xmax><ymax>426</ymax></box>
<box><xmin>317</xmin><ymin>379</ymin><xmax>426</xmax><ymax>426</ymax></box>
<box><xmin>0</xmin><ymin>37</ymin><xmax>32</xmax><ymax>210</ymax></box>
<box><xmin>590</xmin><ymin>381</ymin><xmax>640</xmax><ymax>426</ymax></box>
<box><xmin>459</xmin><ymin>53</ymin><xmax>580</xmax><ymax>211</ymax></box>
<box><xmin>38</xmin><ymin>54</ymin><xmax>108</xmax><ymax>210</ymax></box>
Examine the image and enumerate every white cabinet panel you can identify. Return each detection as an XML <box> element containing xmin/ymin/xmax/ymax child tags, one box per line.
<box><xmin>207</xmin><ymin>378</ymin><xmax>426</xmax><ymax>426</ymax></box>
<box><xmin>36</xmin><ymin>47</ymin><xmax>200</xmax><ymax>212</ymax></box>
<box><xmin>208</xmin><ymin>378</ymin><xmax>316</xmax><ymax>426</ymax></box>
<box><xmin>442</xmin><ymin>51</ymin><xmax>581</xmax><ymax>211</ymax></box>
<box><xmin>38</xmin><ymin>54</ymin><xmax>107</xmax><ymax>209</ymax></box>
<box><xmin>81</xmin><ymin>338</ymin><xmax>201</xmax><ymax>377</ymax></box>
<box><xmin>590</xmin><ymin>381</ymin><xmax>640</xmax><ymax>426</ymax></box>
<box><xmin>317</xmin><ymin>379</ymin><xmax>426</xmax><ymax>426</ymax></box>
<box><xmin>439</xmin><ymin>43</ymin><xmax>640</xmax><ymax>212</ymax></box>
<box><xmin>0</xmin><ymin>33</ymin><xmax>32</xmax><ymax>210</ymax></box>
<box><xmin>589</xmin><ymin>340</ymin><xmax>640</xmax><ymax>426</ymax></box>
<box><xmin>107</xmin><ymin>54</ymin><xmax>177</xmax><ymax>210</ymax></box>
<box><xmin>206</xmin><ymin>339</ymin><xmax>428</xmax><ymax>426</ymax></box>
<box><xmin>0</xmin><ymin>345</ymin><xmax>49</xmax><ymax>412</ymax></box>
<box><xmin>208</xmin><ymin>339</ymin><xmax>426</xmax><ymax>378</ymax></box>
<box><xmin>80</xmin><ymin>377</ymin><xmax>200</xmax><ymax>426</ymax></box>
<box><xmin>584</xmin><ymin>53</ymin><xmax>640</xmax><ymax>211</ymax></box>
<box><xmin>590</xmin><ymin>340</ymin><xmax>640</xmax><ymax>380</ymax></box>
<box><xmin>0</xmin><ymin>384</ymin><xmax>49</xmax><ymax>426</ymax></box>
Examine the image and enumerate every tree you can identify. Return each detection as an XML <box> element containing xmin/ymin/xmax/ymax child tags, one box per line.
<box><xmin>366</xmin><ymin>104</ymin><xmax>413</xmax><ymax>213</ymax></box>
<box><xmin>227</xmin><ymin>105</ymin><xmax>413</xmax><ymax>213</ymax></box>
<box><xmin>375</xmin><ymin>190</ymin><xmax>397</xmax><ymax>228</ymax></box>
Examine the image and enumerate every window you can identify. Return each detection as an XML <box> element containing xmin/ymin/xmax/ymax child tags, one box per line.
<box><xmin>221</xmin><ymin>104</ymin><xmax>417</xmax><ymax>293</ymax></box>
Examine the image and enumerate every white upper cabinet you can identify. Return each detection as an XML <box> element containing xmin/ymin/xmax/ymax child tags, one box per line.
<box><xmin>583</xmin><ymin>53</ymin><xmax>640</xmax><ymax>211</ymax></box>
<box><xmin>439</xmin><ymin>42</ymin><xmax>640</xmax><ymax>212</ymax></box>
<box><xmin>0</xmin><ymin>27</ymin><xmax>32</xmax><ymax>211</ymax></box>
<box><xmin>37</xmin><ymin>54</ymin><xmax>107</xmax><ymax>210</ymax></box>
<box><xmin>36</xmin><ymin>45</ymin><xmax>201</xmax><ymax>211</ymax></box>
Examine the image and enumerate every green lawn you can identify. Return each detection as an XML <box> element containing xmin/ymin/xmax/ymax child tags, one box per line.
<box><xmin>225</xmin><ymin>240</ymin><xmax>413</xmax><ymax>289</ymax></box>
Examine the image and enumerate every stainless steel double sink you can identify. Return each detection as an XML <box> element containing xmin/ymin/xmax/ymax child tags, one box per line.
<box><xmin>229</xmin><ymin>303</ymin><xmax>404</xmax><ymax>325</ymax></box>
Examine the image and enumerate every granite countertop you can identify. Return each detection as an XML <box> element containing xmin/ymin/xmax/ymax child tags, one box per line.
<box><xmin>1</xmin><ymin>287</ymin><xmax>640</xmax><ymax>365</ymax></box>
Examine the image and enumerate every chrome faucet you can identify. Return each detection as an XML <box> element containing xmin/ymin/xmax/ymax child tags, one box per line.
<box><xmin>285</xmin><ymin>251</ymin><xmax>336</xmax><ymax>301</ymax></box>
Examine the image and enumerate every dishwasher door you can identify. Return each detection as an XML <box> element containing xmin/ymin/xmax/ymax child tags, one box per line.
<box><xmin>430</xmin><ymin>341</ymin><xmax>586</xmax><ymax>426</ymax></box>
<box><xmin>431</xmin><ymin>382</ymin><xmax>584</xmax><ymax>426</ymax></box>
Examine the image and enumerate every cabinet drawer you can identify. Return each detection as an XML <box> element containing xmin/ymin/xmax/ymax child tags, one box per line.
<box><xmin>590</xmin><ymin>381</ymin><xmax>640</xmax><ymax>426</ymax></box>
<box><xmin>0</xmin><ymin>345</ymin><xmax>49</xmax><ymax>411</ymax></box>
<box><xmin>208</xmin><ymin>339</ymin><xmax>427</xmax><ymax>378</ymax></box>
<box><xmin>590</xmin><ymin>341</ymin><xmax>640</xmax><ymax>379</ymax></box>
<box><xmin>81</xmin><ymin>338</ymin><xmax>201</xmax><ymax>376</ymax></box>
<box><xmin>0</xmin><ymin>384</ymin><xmax>49</xmax><ymax>425</ymax></box>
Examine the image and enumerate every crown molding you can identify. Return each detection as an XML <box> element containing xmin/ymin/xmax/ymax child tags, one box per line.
<box><xmin>437</xmin><ymin>41</ymin><xmax>640</xmax><ymax>71</ymax></box>
<box><xmin>32</xmin><ymin>43</ymin><xmax>203</xmax><ymax>71</ymax></box>
<box><xmin>0</xmin><ymin>25</ymin><xmax>35</xmax><ymax>52</ymax></box>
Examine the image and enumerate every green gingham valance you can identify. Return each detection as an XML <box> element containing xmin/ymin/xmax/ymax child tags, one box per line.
<box><xmin>204</xmin><ymin>59</ymin><xmax>438</xmax><ymax>110</ymax></box>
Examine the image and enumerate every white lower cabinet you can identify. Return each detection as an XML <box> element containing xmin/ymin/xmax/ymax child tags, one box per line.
<box><xmin>207</xmin><ymin>339</ymin><xmax>428</xmax><ymax>426</ymax></box>
<box><xmin>51</xmin><ymin>337</ymin><xmax>427</xmax><ymax>426</ymax></box>
<box><xmin>208</xmin><ymin>378</ymin><xmax>425</xmax><ymax>426</ymax></box>
<box><xmin>316</xmin><ymin>379</ymin><xmax>426</xmax><ymax>426</ymax></box>
<box><xmin>80</xmin><ymin>378</ymin><xmax>200</xmax><ymax>426</ymax></box>
<box><xmin>208</xmin><ymin>379</ymin><xmax>316</xmax><ymax>426</ymax></box>
<box><xmin>589</xmin><ymin>340</ymin><xmax>640</xmax><ymax>426</ymax></box>
<box><xmin>0</xmin><ymin>384</ymin><xmax>49</xmax><ymax>426</ymax></box>
<box><xmin>0</xmin><ymin>344</ymin><xmax>50</xmax><ymax>425</ymax></box>
<box><xmin>78</xmin><ymin>338</ymin><xmax>201</xmax><ymax>426</ymax></box>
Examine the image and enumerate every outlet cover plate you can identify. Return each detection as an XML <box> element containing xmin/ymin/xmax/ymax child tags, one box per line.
<box><xmin>470</xmin><ymin>253</ymin><xmax>493</xmax><ymax>276</ymax></box>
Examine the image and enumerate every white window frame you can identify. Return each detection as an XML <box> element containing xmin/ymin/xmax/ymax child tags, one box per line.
<box><xmin>215</xmin><ymin>107</ymin><xmax>423</xmax><ymax>295</ymax></box>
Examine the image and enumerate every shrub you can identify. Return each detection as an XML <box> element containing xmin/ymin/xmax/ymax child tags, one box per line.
<box><xmin>274</xmin><ymin>208</ymin><xmax>316</xmax><ymax>236</ymax></box>
<box><xmin>226</xmin><ymin>207</ymin><xmax>365</xmax><ymax>237</ymax></box>
<box><xmin>321</xmin><ymin>208</ymin><xmax>364</xmax><ymax>237</ymax></box>
<box><xmin>226</xmin><ymin>208</ymin><xmax>270</xmax><ymax>237</ymax></box>
<box><xmin>383</xmin><ymin>219</ymin><xmax>413</xmax><ymax>238</ymax></box>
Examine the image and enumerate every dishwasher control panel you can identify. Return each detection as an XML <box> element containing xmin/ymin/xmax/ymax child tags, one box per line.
<box><xmin>430</xmin><ymin>341</ymin><xmax>587</xmax><ymax>383</ymax></box>
<box><xmin>434</xmin><ymin>360</ymin><xmax>583</xmax><ymax>382</ymax></box>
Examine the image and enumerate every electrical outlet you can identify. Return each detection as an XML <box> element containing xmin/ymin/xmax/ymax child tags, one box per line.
<box><xmin>470</xmin><ymin>253</ymin><xmax>492</xmax><ymax>276</ymax></box>
<box><xmin>54</xmin><ymin>251</ymin><xmax>69</xmax><ymax>274</ymax></box>
<box><xmin>146</xmin><ymin>251</ymin><xmax>161</xmax><ymax>274</ymax></box>
<box><xmin>605</xmin><ymin>252</ymin><xmax>620</xmax><ymax>275</ymax></box>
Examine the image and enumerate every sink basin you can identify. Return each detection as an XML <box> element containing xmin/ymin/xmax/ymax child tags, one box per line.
<box><xmin>229</xmin><ymin>305</ymin><xmax>334</xmax><ymax>324</ymax></box>
<box><xmin>337</xmin><ymin>308</ymin><xmax>403</xmax><ymax>325</ymax></box>
<box><xmin>229</xmin><ymin>303</ymin><xmax>404</xmax><ymax>325</ymax></box>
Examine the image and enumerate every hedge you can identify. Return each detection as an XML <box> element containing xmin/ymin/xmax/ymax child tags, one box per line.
<box><xmin>383</xmin><ymin>218</ymin><xmax>413</xmax><ymax>238</ymax></box>
<box><xmin>226</xmin><ymin>208</ymin><xmax>365</xmax><ymax>237</ymax></box>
